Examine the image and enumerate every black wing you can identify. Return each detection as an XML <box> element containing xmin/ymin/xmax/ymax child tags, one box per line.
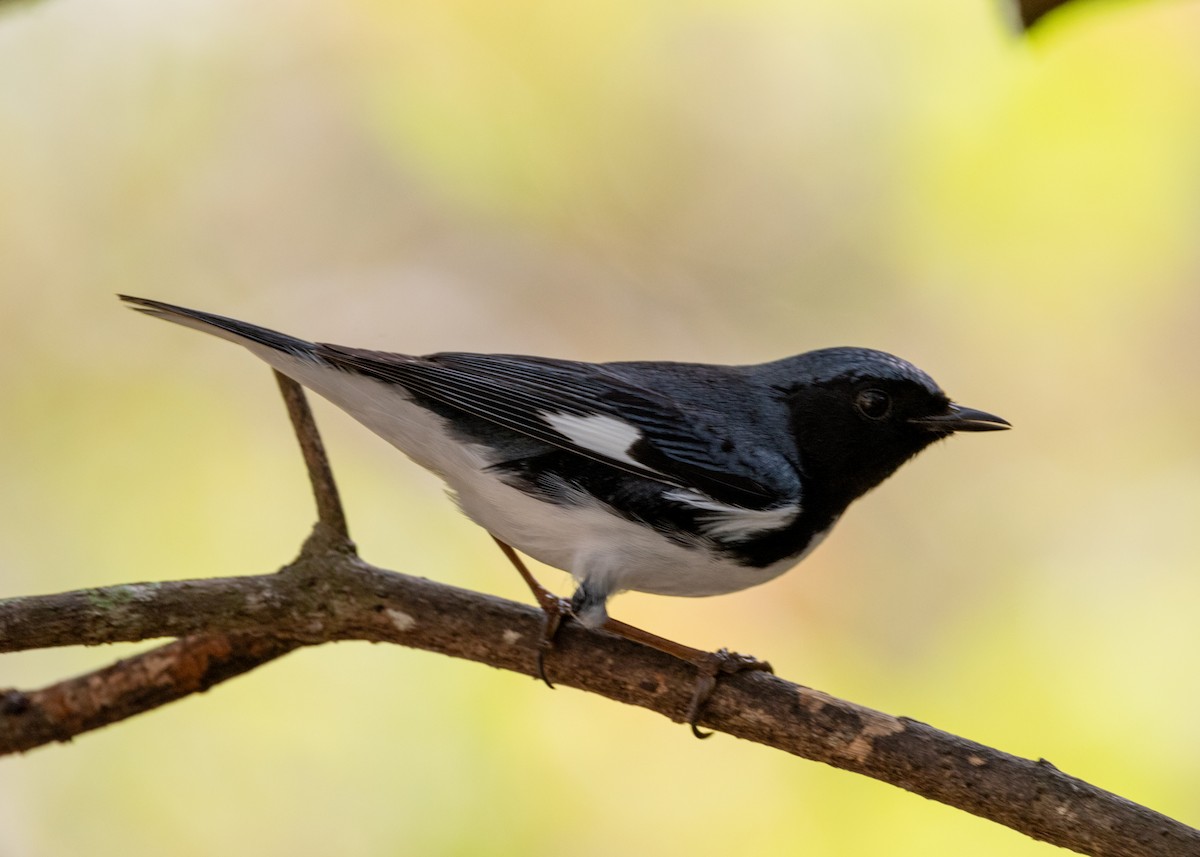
<box><xmin>316</xmin><ymin>346</ymin><xmax>795</xmax><ymax>508</ymax></box>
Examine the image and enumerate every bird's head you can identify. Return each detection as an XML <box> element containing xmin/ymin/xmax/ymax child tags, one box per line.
<box><xmin>767</xmin><ymin>347</ymin><xmax>1009</xmax><ymax>511</ymax></box>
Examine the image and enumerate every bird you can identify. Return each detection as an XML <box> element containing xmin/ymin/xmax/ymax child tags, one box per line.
<box><xmin>120</xmin><ymin>295</ymin><xmax>1010</xmax><ymax>736</ymax></box>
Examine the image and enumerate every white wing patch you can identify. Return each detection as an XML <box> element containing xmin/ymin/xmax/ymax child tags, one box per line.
<box><xmin>540</xmin><ymin>412</ymin><xmax>654</xmax><ymax>472</ymax></box>
<box><xmin>664</xmin><ymin>489</ymin><xmax>800</xmax><ymax>543</ymax></box>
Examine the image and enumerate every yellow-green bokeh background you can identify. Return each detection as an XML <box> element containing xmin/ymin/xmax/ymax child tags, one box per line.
<box><xmin>3</xmin><ymin>0</ymin><xmax>1199</xmax><ymax>854</ymax></box>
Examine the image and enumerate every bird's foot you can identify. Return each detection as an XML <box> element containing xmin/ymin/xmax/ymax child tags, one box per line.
<box><xmin>532</xmin><ymin>591</ymin><xmax>574</xmax><ymax>689</ymax></box>
<box><xmin>685</xmin><ymin>648</ymin><xmax>774</xmax><ymax>739</ymax></box>
<box><xmin>598</xmin><ymin>617</ymin><xmax>773</xmax><ymax>739</ymax></box>
<box><xmin>490</xmin><ymin>536</ymin><xmax>575</xmax><ymax>688</ymax></box>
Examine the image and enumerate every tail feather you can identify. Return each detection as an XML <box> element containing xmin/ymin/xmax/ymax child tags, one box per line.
<box><xmin>119</xmin><ymin>295</ymin><xmax>316</xmax><ymax>359</ymax></box>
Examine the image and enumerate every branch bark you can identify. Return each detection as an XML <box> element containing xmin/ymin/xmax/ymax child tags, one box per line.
<box><xmin>1</xmin><ymin>633</ymin><xmax>298</xmax><ymax>754</ymax></box>
<box><xmin>0</xmin><ymin>372</ymin><xmax>340</xmax><ymax>753</ymax></box>
<box><xmin>274</xmin><ymin>371</ymin><xmax>350</xmax><ymax>543</ymax></box>
<box><xmin>1</xmin><ymin>549</ymin><xmax>1197</xmax><ymax>856</ymax></box>
<box><xmin>1</xmin><ymin>373</ymin><xmax>1196</xmax><ymax>857</ymax></box>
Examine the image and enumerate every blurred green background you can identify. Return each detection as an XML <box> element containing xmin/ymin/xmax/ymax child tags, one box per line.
<box><xmin>2</xmin><ymin>0</ymin><xmax>1199</xmax><ymax>854</ymax></box>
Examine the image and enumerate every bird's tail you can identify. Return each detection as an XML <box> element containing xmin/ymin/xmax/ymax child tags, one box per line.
<box><xmin>119</xmin><ymin>295</ymin><xmax>317</xmax><ymax>359</ymax></box>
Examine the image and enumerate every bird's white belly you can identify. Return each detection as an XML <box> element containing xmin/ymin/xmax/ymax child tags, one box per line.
<box><xmin>455</xmin><ymin>474</ymin><xmax>785</xmax><ymax>598</ymax></box>
<box><xmin>452</xmin><ymin>463</ymin><xmax>831</xmax><ymax>601</ymax></box>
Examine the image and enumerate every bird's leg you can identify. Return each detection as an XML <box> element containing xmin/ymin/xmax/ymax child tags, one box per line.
<box><xmin>491</xmin><ymin>537</ymin><xmax>572</xmax><ymax>688</ymax></box>
<box><xmin>600</xmin><ymin>617</ymin><xmax>773</xmax><ymax>739</ymax></box>
<box><xmin>490</xmin><ymin>536</ymin><xmax>769</xmax><ymax>735</ymax></box>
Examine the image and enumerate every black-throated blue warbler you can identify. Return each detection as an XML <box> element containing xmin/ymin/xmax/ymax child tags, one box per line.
<box><xmin>122</xmin><ymin>295</ymin><xmax>1009</xmax><ymax>735</ymax></box>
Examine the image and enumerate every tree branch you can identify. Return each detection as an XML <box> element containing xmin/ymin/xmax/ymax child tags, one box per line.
<box><xmin>0</xmin><ymin>371</ymin><xmax>348</xmax><ymax>753</ymax></box>
<box><xmin>274</xmin><ymin>370</ymin><xmax>351</xmax><ymax>543</ymax></box>
<box><xmin>1</xmin><ymin>633</ymin><xmax>298</xmax><ymax>754</ymax></box>
<box><xmin>2</xmin><ymin>371</ymin><xmax>1196</xmax><ymax>857</ymax></box>
<box><xmin>1</xmin><ymin>550</ymin><xmax>1197</xmax><ymax>856</ymax></box>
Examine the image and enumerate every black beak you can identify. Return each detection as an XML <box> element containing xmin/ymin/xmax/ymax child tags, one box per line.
<box><xmin>911</xmin><ymin>403</ymin><xmax>1011</xmax><ymax>433</ymax></box>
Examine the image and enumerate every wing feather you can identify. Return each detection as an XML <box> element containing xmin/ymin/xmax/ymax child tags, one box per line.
<box><xmin>316</xmin><ymin>346</ymin><xmax>793</xmax><ymax>508</ymax></box>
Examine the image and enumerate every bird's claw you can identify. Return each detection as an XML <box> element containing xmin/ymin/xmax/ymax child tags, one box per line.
<box><xmin>686</xmin><ymin>648</ymin><xmax>773</xmax><ymax>739</ymax></box>
<box><xmin>533</xmin><ymin>594</ymin><xmax>574</xmax><ymax>689</ymax></box>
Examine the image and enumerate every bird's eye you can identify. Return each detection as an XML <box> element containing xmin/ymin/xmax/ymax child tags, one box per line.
<box><xmin>855</xmin><ymin>389</ymin><xmax>891</xmax><ymax>420</ymax></box>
